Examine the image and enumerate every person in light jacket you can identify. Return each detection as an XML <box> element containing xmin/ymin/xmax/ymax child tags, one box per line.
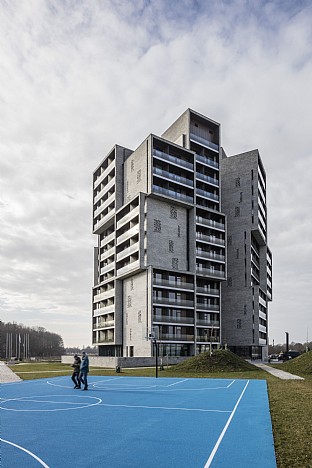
<box><xmin>79</xmin><ymin>351</ymin><xmax>89</xmax><ymax>391</ymax></box>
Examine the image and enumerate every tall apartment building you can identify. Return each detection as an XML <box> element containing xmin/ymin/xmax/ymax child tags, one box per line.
<box><xmin>92</xmin><ymin>109</ymin><xmax>272</xmax><ymax>359</ymax></box>
<box><xmin>220</xmin><ymin>150</ymin><xmax>272</xmax><ymax>360</ymax></box>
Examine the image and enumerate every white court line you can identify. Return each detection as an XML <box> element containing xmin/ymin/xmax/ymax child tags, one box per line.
<box><xmin>167</xmin><ymin>379</ymin><xmax>189</xmax><ymax>387</ymax></box>
<box><xmin>0</xmin><ymin>438</ymin><xmax>50</xmax><ymax>467</ymax></box>
<box><xmin>0</xmin><ymin>394</ymin><xmax>102</xmax><ymax>412</ymax></box>
<box><xmin>204</xmin><ymin>380</ymin><xmax>250</xmax><ymax>468</ymax></box>
<box><xmin>98</xmin><ymin>403</ymin><xmax>231</xmax><ymax>413</ymax></box>
<box><xmin>226</xmin><ymin>380</ymin><xmax>235</xmax><ymax>388</ymax></box>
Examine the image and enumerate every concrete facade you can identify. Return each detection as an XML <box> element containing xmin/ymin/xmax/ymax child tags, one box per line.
<box><xmin>92</xmin><ymin>109</ymin><xmax>272</xmax><ymax>359</ymax></box>
<box><xmin>220</xmin><ymin>150</ymin><xmax>272</xmax><ymax>359</ymax></box>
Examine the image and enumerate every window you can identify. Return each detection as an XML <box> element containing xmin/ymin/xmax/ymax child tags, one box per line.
<box><xmin>235</xmin><ymin>177</ymin><xmax>241</xmax><ymax>187</ymax></box>
<box><xmin>178</xmin><ymin>225</ymin><xmax>181</xmax><ymax>237</ymax></box>
<box><xmin>138</xmin><ymin>310</ymin><xmax>142</xmax><ymax>323</ymax></box>
<box><xmin>172</xmin><ymin>258</ymin><xmax>179</xmax><ymax>269</ymax></box>
<box><xmin>169</xmin><ymin>240</ymin><xmax>174</xmax><ymax>253</ymax></box>
<box><xmin>130</xmin><ymin>279</ymin><xmax>134</xmax><ymax>290</ymax></box>
<box><xmin>127</xmin><ymin>296</ymin><xmax>132</xmax><ymax>308</ymax></box>
<box><xmin>237</xmin><ymin>319</ymin><xmax>242</xmax><ymax>329</ymax></box>
<box><xmin>239</xmin><ymin>192</ymin><xmax>243</xmax><ymax>202</ymax></box>
<box><xmin>236</xmin><ymin>249</ymin><xmax>239</xmax><ymax>259</ymax></box>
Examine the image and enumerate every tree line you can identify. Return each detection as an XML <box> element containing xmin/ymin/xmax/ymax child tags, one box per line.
<box><xmin>0</xmin><ymin>321</ymin><xmax>65</xmax><ymax>359</ymax></box>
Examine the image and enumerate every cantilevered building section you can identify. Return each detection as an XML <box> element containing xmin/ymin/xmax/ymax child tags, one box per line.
<box><xmin>92</xmin><ymin>109</ymin><xmax>226</xmax><ymax>357</ymax></box>
<box><xmin>220</xmin><ymin>149</ymin><xmax>272</xmax><ymax>360</ymax></box>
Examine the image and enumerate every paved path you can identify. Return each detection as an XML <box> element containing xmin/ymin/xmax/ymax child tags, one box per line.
<box><xmin>0</xmin><ymin>361</ymin><xmax>21</xmax><ymax>383</ymax></box>
<box><xmin>252</xmin><ymin>362</ymin><xmax>305</xmax><ymax>380</ymax></box>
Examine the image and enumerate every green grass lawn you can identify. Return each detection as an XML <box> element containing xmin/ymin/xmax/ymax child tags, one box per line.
<box><xmin>8</xmin><ymin>360</ymin><xmax>312</xmax><ymax>468</ymax></box>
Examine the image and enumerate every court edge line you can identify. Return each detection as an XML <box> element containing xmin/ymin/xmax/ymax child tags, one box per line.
<box><xmin>98</xmin><ymin>403</ymin><xmax>231</xmax><ymax>413</ymax></box>
<box><xmin>204</xmin><ymin>380</ymin><xmax>250</xmax><ymax>468</ymax></box>
<box><xmin>0</xmin><ymin>438</ymin><xmax>50</xmax><ymax>468</ymax></box>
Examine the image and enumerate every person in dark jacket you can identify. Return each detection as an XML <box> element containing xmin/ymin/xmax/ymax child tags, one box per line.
<box><xmin>71</xmin><ymin>354</ymin><xmax>81</xmax><ymax>389</ymax></box>
<box><xmin>79</xmin><ymin>351</ymin><xmax>89</xmax><ymax>391</ymax></box>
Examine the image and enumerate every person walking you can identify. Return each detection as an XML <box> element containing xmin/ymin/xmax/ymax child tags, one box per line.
<box><xmin>71</xmin><ymin>353</ymin><xmax>81</xmax><ymax>389</ymax></box>
<box><xmin>79</xmin><ymin>351</ymin><xmax>89</xmax><ymax>391</ymax></box>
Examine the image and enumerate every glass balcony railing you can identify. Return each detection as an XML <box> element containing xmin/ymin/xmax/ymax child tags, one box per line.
<box><xmin>190</xmin><ymin>133</ymin><xmax>219</xmax><ymax>151</ymax></box>
<box><xmin>196</xmin><ymin>250</ymin><xmax>225</xmax><ymax>262</ymax></box>
<box><xmin>196</xmin><ymin>267</ymin><xmax>225</xmax><ymax>278</ymax></box>
<box><xmin>153</xmin><ymin>278</ymin><xmax>194</xmax><ymax>290</ymax></box>
<box><xmin>196</xmin><ymin>172</ymin><xmax>218</xmax><ymax>186</ymax></box>
<box><xmin>153</xmin><ymin>297</ymin><xmax>194</xmax><ymax>307</ymax></box>
<box><xmin>152</xmin><ymin>185</ymin><xmax>194</xmax><ymax>204</ymax></box>
<box><xmin>196</xmin><ymin>232</ymin><xmax>225</xmax><ymax>246</ymax></box>
<box><xmin>153</xmin><ymin>315</ymin><xmax>194</xmax><ymax>324</ymax></box>
<box><xmin>196</xmin><ymin>286</ymin><xmax>219</xmax><ymax>295</ymax></box>
<box><xmin>93</xmin><ymin>320</ymin><xmax>115</xmax><ymax>329</ymax></box>
<box><xmin>196</xmin><ymin>319</ymin><xmax>220</xmax><ymax>327</ymax></box>
<box><xmin>196</xmin><ymin>188</ymin><xmax>219</xmax><ymax>201</ymax></box>
<box><xmin>196</xmin><ymin>303</ymin><xmax>219</xmax><ymax>311</ymax></box>
<box><xmin>153</xmin><ymin>149</ymin><xmax>193</xmax><ymax>170</ymax></box>
<box><xmin>159</xmin><ymin>333</ymin><xmax>195</xmax><ymax>342</ymax></box>
<box><xmin>153</xmin><ymin>167</ymin><xmax>194</xmax><ymax>187</ymax></box>
<box><xmin>196</xmin><ymin>335</ymin><xmax>220</xmax><ymax>342</ymax></box>
<box><xmin>196</xmin><ymin>153</ymin><xmax>219</xmax><ymax>169</ymax></box>
<box><xmin>196</xmin><ymin>216</ymin><xmax>225</xmax><ymax>230</ymax></box>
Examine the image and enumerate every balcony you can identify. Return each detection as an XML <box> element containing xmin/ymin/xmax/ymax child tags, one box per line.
<box><xmin>93</xmin><ymin>304</ymin><xmax>115</xmax><ymax>315</ymax></box>
<box><xmin>116</xmin><ymin>205</ymin><xmax>140</xmax><ymax>230</ymax></box>
<box><xmin>153</xmin><ymin>297</ymin><xmax>194</xmax><ymax>307</ymax></box>
<box><xmin>196</xmin><ymin>232</ymin><xmax>225</xmax><ymax>246</ymax></box>
<box><xmin>196</xmin><ymin>267</ymin><xmax>225</xmax><ymax>278</ymax></box>
<box><xmin>94</xmin><ymin>192</ymin><xmax>115</xmax><ymax>218</ymax></box>
<box><xmin>153</xmin><ymin>278</ymin><xmax>194</xmax><ymax>290</ymax></box>
<box><xmin>100</xmin><ymin>263</ymin><xmax>115</xmax><ymax>275</ymax></box>
<box><xmin>196</xmin><ymin>286</ymin><xmax>219</xmax><ymax>295</ymax></box>
<box><xmin>153</xmin><ymin>167</ymin><xmax>194</xmax><ymax>188</ymax></box>
<box><xmin>196</xmin><ymin>153</ymin><xmax>219</xmax><ymax>169</ymax></box>
<box><xmin>93</xmin><ymin>320</ymin><xmax>115</xmax><ymax>330</ymax></box>
<box><xmin>196</xmin><ymin>319</ymin><xmax>220</xmax><ymax>327</ymax></box>
<box><xmin>196</xmin><ymin>188</ymin><xmax>219</xmax><ymax>201</ymax></box>
<box><xmin>94</xmin><ymin>160</ymin><xmax>115</xmax><ymax>189</ymax></box>
<box><xmin>100</xmin><ymin>246</ymin><xmax>115</xmax><ymax>260</ymax></box>
<box><xmin>153</xmin><ymin>149</ymin><xmax>193</xmax><ymax>171</ymax></box>
<box><xmin>116</xmin><ymin>225</ymin><xmax>139</xmax><ymax>246</ymax></box>
<box><xmin>153</xmin><ymin>315</ymin><xmax>194</xmax><ymax>324</ymax></box>
<box><xmin>93</xmin><ymin>288</ymin><xmax>115</xmax><ymax>302</ymax></box>
<box><xmin>152</xmin><ymin>185</ymin><xmax>193</xmax><ymax>204</ymax></box>
<box><xmin>93</xmin><ymin>208</ymin><xmax>115</xmax><ymax>233</ymax></box>
<box><xmin>196</xmin><ymin>303</ymin><xmax>219</xmax><ymax>311</ymax></box>
<box><xmin>196</xmin><ymin>250</ymin><xmax>225</xmax><ymax>262</ymax></box>
<box><xmin>196</xmin><ymin>172</ymin><xmax>218</xmax><ymax>186</ymax></box>
<box><xmin>116</xmin><ymin>259</ymin><xmax>140</xmax><ymax>277</ymax></box>
<box><xmin>95</xmin><ymin>338</ymin><xmax>115</xmax><ymax>344</ymax></box>
<box><xmin>100</xmin><ymin>231</ymin><xmax>115</xmax><ymax>247</ymax></box>
<box><xmin>196</xmin><ymin>216</ymin><xmax>225</xmax><ymax>231</ymax></box>
<box><xmin>196</xmin><ymin>335</ymin><xmax>220</xmax><ymax>342</ymax></box>
<box><xmin>159</xmin><ymin>333</ymin><xmax>195</xmax><ymax>342</ymax></box>
<box><xmin>190</xmin><ymin>133</ymin><xmax>219</xmax><ymax>151</ymax></box>
<box><xmin>116</xmin><ymin>242</ymin><xmax>139</xmax><ymax>262</ymax></box>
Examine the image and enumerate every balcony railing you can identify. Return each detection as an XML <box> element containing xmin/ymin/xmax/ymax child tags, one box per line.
<box><xmin>196</xmin><ymin>303</ymin><xmax>219</xmax><ymax>311</ymax></box>
<box><xmin>94</xmin><ymin>160</ymin><xmax>115</xmax><ymax>189</ymax></box>
<box><xmin>93</xmin><ymin>320</ymin><xmax>115</xmax><ymax>329</ymax></box>
<box><xmin>153</xmin><ymin>167</ymin><xmax>194</xmax><ymax>187</ymax></box>
<box><xmin>196</xmin><ymin>250</ymin><xmax>225</xmax><ymax>262</ymax></box>
<box><xmin>116</xmin><ymin>242</ymin><xmax>139</xmax><ymax>262</ymax></box>
<box><xmin>196</xmin><ymin>335</ymin><xmax>220</xmax><ymax>342</ymax></box>
<box><xmin>152</xmin><ymin>185</ymin><xmax>193</xmax><ymax>204</ymax></box>
<box><xmin>116</xmin><ymin>225</ymin><xmax>139</xmax><ymax>246</ymax></box>
<box><xmin>196</xmin><ymin>216</ymin><xmax>225</xmax><ymax>230</ymax></box>
<box><xmin>196</xmin><ymin>232</ymin><xmax>225</xmax><ymax>246</ymax></box>
<box><xmin>93</xmin><ymin>304</ymin><xmax>115</xmax><ymax>316</ymax></box>
<box><xmin>159</xmin><ymin>334</ymin><xmax>195</xmax><ymax>342</ymax></box>
<box><xmin>196</xmin><ymin>153</ymin><xmax>219</xmax><ymax>169</ymax></box>
<box><xmin>93</xmin><ymin>289</ymin><xmax>115</xmax><ymax>302</ymax></box>
<box><xmin>196</xmin><ymin>188</ymin><xmax>219</xmax><ymax>201</ymax></box>
<box><xmin>196</xmin><ymin>267</ymin><xmax>225</xmax><ymax>278</ymax></box>
<box><xmin>196</xmin><ymin>319</ymin><xmax>220</xmax><ymax>327</ymax></box>
<box><xmin>153</xmin><ymin>297</ymin><xmax>194</xmax><ymax>307</ymax></box>
<box><xmin>196</xmin><ymin>286</ymin><xmax>219</xmax><ymax>295</ymax></box>
<box><xmin>116</xmin><ymin>205</ymin><xmax>140</xmax><ymax>230</ymax></box>
<box><xmin>190</xmin><ymin>133</ymin><xmax>219</xmax><ymax>151</ymax></box>
<box><xmin>95</xmin><ymin>338</ymin><xmax>114</xmax><ymax>343</ymax></box>
<box><xmin>153</xmin><ymin>149</ymin><xmax>193</xmax><ymax>171</ymax></box>
<box><xmin>153</xmin><ymin>278</ymin><xmax>194</xmax><ymax>290</ymax></box>
<box><xmin>153</xmin><ymin>315</ymin><xmax>194</xmax><ymax>324</ymax></box>
<box><xmin>196</xmin><ymin>172</ymin><xmax>219</xmax><ymax>186</ymax></box>
<box><xmin>116</xmin><ymin>259</ymin><xmax>140</xmax><ymax>276</ymax></box>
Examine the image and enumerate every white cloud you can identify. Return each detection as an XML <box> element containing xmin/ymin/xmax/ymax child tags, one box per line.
<box><xmin>1</xmin><ymin>0</ymin><xmax>311</xmax><ymax>346</ymax></box>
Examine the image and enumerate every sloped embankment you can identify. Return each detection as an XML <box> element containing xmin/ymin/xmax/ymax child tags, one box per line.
<box><xmin>170</xmin><ymin>350</ymin><xmax>258</xmax><ymax>373</ymax></box>
<box><xmin>278</xmin><ymin>350</ymin><xmax>312</xmax><ymax>375</ymax></box>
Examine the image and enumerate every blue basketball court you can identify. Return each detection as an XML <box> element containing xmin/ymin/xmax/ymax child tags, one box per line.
<box><xmin>0</xmin><ymin>376</ymin><xmax>276</xmax><ymax>467</ymax></box>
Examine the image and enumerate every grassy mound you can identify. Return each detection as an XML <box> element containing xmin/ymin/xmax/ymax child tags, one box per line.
<box><xmin>278</xmin><ymin>351</ymin><xmax>312</xmax><ymax>375</ymax></box>
<box><xmin>170</xmin><ymin>350</ymin><xmax>257</xmax><ymax>373</ymax></box>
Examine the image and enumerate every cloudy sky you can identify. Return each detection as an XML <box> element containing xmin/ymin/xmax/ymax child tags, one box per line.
<box><xmin>1</xmin><ymin>0</ymin><xmax>311</xmax><ymax>348</ymax></box>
